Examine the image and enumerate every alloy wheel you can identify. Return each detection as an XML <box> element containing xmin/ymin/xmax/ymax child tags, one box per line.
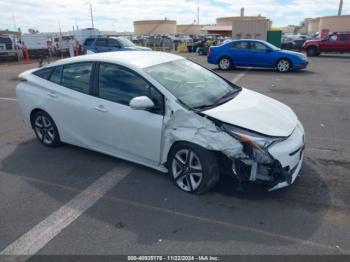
<box><xmin>277</xmin><ymin>59</ymin><xmax>290</xmax><ymax>72</ymax></box>
<box><xmin>219</xmin><ymin>58</ymin><xmax>231</xmax><ymax>70</ymax></box>
<box><xmin>34</xmin><ymin>115</ymin><xmax>55</xmax><ymax>145</ymax></box>
<box><xmin>171</xmin><ymin>149</ymin><xmax>203</xmax><ymax>192</ymax></box>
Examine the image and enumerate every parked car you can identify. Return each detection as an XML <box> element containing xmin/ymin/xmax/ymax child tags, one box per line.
<box><xmin>208</xmin><ymin>39</ymin><xmax>308</xmax><ymax>72</ymax></box>
<box><xmin>21</xmin><ymin>33</ymin><xmax>49</xmax><ymax>58</ymax></box>
<box><xmin>0</xmin><ymin>36</ymin><xmax>18</xmax><ymax>61</ymax></box>
<box><xmin>83</xmin><ymin>36</ymin><xmax>151</xmax><ymax>53</ymax></box>
<box><xmin>281</xmin><ymin>36</ymin><xmax>306</xmax><ymax>51</ymax></box>
<box><xmin>303</xmin><ymin>32</ymin><xmax>350</xmax><ymax>56</ymax></box>
<box><xmin>16</xmin><ymin>51</ymin><xmax>305</xmax><ymax>193</ymax></box>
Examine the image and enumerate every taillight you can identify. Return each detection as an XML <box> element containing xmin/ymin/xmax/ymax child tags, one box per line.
<box><xmin>18</xmin><ymin>76</ymin><xmax>27</xmax><ymax>82</ymax></box>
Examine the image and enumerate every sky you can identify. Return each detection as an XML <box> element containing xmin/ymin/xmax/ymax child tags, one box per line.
<box><xmin>0</xmin><ymin>0</ymin><xmax>349</xmax><ymax>33</ymax></box>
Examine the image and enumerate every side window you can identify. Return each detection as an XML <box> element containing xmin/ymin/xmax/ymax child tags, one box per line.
<box><xmin>33</xmin><ymin>67</ymin><xmax>52</xmax><ymax>80</ymax></box>
<box><xmin>61</xmin><ymin>63</ymin><xmax>93</xmax><ymax>94</ymax></box>
<box><xmin>251</xmin><ymin>42</ymin><xmax>268</xmax><ymax>51</ymax></box>
<box><xmin>329</xmin><ymin>35</ymin><xmax>337</xmax><ymax>41</ymax></box>
<box><xmin>98</xmin><ymin>63</ymin><xmax>164</xmax><ymax>114</ymax></box>
<box><xmin>231</xmin><ymin>41</ymin><xmax>249</xmax><ymax>49</ymax></box>
<box><xmin>107</xmin><ymin>39</ymin><xmax>120</xmax><ymax>47</ymax></box>
<box><xmin>95</xmin><ymin>39</ymin><xmax>107</xmax><ymax>46</ymax></box>
<box><xmin>84</xmin><ymin>38</ymin><xmax>95</xmax><ymax>46</ymax></box>
<box><xmin>339</xmin><ymin>34</ymin><xmax>350</xmax><ymax>41</ymax></box>
<box><xmin>49</xmin><ymin>66</ymin><xmax>63</xmax><ymax>84</ymax></box>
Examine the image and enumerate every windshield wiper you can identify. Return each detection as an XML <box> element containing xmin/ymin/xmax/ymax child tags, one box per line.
<box><xmin>192</xmin><ymin>90</ymin><xmax>238</xmax><ymax>111</ymax></box>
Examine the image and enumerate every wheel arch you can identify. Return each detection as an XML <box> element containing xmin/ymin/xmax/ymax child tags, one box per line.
<box><xmin>164</xmin><ymin>140</ymin><xmax>220</xmax><ymax>168</ymax></box>
<box><xmin>30</xmin><ymin>108</ymin><xmax>50</xmax><ymax>128</ymax></box>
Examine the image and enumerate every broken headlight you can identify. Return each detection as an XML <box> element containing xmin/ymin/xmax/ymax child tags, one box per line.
<box><xmin>221</xmin><ymin>124</ymin><xmax>284</xmax><ymax>164</ymax></box>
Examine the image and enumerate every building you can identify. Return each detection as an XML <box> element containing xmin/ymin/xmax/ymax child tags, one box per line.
<box><xmin>133</xmin><ymin>19</ymin><xmax>176</xmax><ymax>35</ymax></box>
<box><xmin>176</xmin><ymin>24</ymin><xmax>202</xmax><ymax>35</ymax></box>
<box><xmin>308</xmin><ymin>15</ymin><xmax>350</xmax><ymax>35</ymax></box>
<box><xmin>201</xmin><ymin>16</ymin><xmax>271</xmax><ymax>38</ymax></box>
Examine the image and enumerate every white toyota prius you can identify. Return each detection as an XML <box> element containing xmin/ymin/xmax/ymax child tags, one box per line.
<box><xmin>16</xmin><ymin>51</ymin><xmax>305</xmax><ymax>193</ymax></box>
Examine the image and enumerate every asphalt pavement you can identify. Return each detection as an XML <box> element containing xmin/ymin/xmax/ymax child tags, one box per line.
<box><xmin>0</xmin><ymin>53</ymin><xmax>349</xmax><ymax>258</ymax></box>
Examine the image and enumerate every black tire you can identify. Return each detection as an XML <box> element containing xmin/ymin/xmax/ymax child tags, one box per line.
<box><xmin>32</xmin><ymin>111</ymin><xmax>61</xmax><ymax>147</ymax></box>
<box><xmin>218</xmin><ymin>56</ymin><xmax>232</xmax><ymax>71</ymax></box>
<box><xmin>276</xmin><ymin>58</ymin><xmax>291</xmax><ymax>73</ymax></box>
<box><xmin>306</xmin><ymin>46</ymin><xmax>319</xmax><ymax>57</ymax></box>
<box><xmin>168</xmin><ymin>142</ymin><xmax>220</xmax><ymax>194</ymax></box>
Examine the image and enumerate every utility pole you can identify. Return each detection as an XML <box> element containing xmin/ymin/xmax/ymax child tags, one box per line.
<box><xmin>338</xmin><ymin>0</ymin><xmax>343</xmax><ymax>16</ymax></box>
<box><xmin>197</xmin><ymin>5</ymin><xmax>199</xmax><ymax>25</ymax></box>
<box><xmin>90</xmin><ymin>3</ymin><xmax>95</xmax><ymax>28</ymax></box>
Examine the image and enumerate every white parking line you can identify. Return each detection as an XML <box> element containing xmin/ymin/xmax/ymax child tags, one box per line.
<box><xmin>0</xmin><ymin>97</ymin><xmax>17</xmax><ymax>101</ymax></box>
<box><xmin>0</xmin><ymin>164</ymin><xmax>133</xmax><ymax>257</ymax></box>
<box><xmin>231</xmin><ymin>68</ymin><xmax>251</xmax><ymax>84</ymax></box>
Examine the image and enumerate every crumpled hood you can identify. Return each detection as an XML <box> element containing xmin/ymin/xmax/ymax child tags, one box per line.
<box><xmin>203</xmin><ymin>88</ymin><xmax>298</xmax><ymax>137</ymax></box>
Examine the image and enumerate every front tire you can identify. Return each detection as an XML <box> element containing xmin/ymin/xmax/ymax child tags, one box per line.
<box><xmin>218</xmin><ymin>57</ymin><xmax>232</xmax><ymax>71</ymax></box>
<box><xmin>276</xmin><ymin>59</ymin><xmax>291</xmax><ymax>73</ymax></box>
<box><xmin>32</xmin><ymin>111</ymin><xmax>61</xmax><ymax>147</ymax></box>
<box><xmin>168</xmin><ymin>142</ymin><xmax>220</xmax><ymax>194</ymax></box>
<box><xmin>306</xmin><ymin>46</ymin><xmax>319</xmax><ymax>57</ymax></box>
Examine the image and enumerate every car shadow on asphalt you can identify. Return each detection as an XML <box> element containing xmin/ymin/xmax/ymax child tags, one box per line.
<box><xmin>0</xmin><ymin>139</ymin><xmax>333</xmax><ymax>249</ymax></box>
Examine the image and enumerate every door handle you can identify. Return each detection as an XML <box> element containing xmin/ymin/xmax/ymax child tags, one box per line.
<box><xmin>48</xmin><ymin>92</ymin><xmax>58</xmax><ymax>98</ymax></box>
<box><xmin>94</xmin><ymin>105</ymin><xmax>107</xmax><ymax>112</ymax></box>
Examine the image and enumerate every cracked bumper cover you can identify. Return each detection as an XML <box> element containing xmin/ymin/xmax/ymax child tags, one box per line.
<box><xmin>232</xmin><ymin>121</ymin><xmax>305</xmax><ymax>191</ymax></box>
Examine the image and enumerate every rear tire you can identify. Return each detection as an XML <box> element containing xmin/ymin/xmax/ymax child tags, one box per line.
<box><xmin>32</xmin><ymin>111</ymin><xmax>61</xmax><ymax>147</ymax></box>
<box><xmin>218</xmin><ymin>57</ymin><xmax>232</xmax><ymax>71</ymax></box>
<box><xmin>168</xmin><ymin>142</ymin><xmax>220</xmax><ymax>194</ymax></box>
<box><xmin>306</xmin><ymin>46</ymin><xmax>319</xmax><ymax>57</ymax></box>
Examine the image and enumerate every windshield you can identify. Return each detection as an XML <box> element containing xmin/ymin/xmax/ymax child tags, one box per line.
<box><xmin>116</xmin><ymin>37</ymin><xmax>135</xmax><ymax>47</ymax></box>
<box><xmin>144</xmin><ymin>59</ymin><xmax>240</xmax><ymax>109</ymax></box>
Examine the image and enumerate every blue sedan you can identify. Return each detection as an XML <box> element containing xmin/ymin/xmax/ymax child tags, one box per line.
<box><xmin>207</xmin><ymin>39</ymin><xmax>308</xmax><ymax>72</ymax></box>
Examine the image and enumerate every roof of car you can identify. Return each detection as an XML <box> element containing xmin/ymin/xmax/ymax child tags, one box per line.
<box><xmin>47</xmin><ymin>51</ymin><xmax>184</xmax><ymax>69</ymax></box>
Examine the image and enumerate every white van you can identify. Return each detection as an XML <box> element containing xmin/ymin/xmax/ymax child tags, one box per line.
<box><xmin>21</xmin><ymin>34</ymin><xmax>49</xmax><ymax>57</ymax></box>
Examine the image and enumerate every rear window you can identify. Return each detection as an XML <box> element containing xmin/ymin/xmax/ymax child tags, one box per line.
<box><xmin>49</xmin><ymin>66</ymin><xmax>63</xmax><ymax>84</ymax></box>
<box><xmin>32</xmin><ymin>67</ymin><xmax>52</xmax><ymax>80</ymax></box>
<box><xmin>231</xmin><ymin>41</ymin><xmax>249</xmax><ymax>49</ymax></box>
<box><xmin>61</xmin><ymin>63</ymin><xmax>93</xmax><ymax>94</ymax></box>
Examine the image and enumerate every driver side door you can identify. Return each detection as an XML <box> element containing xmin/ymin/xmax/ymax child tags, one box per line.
<box><xmin>90</xmin><ymin>62</ymin><xmax>165</xmax><ymax>165</ymax></box>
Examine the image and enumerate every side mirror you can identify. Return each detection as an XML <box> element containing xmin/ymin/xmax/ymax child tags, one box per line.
<box><xmin>265</xmin><ymin>48</ymin><xmax>273</xmax><ymax>53</ymax></box>
<box><xmin>129</xmin><ymin>96</ymin><xmax>154</xmax><ymax>110</ymax></box>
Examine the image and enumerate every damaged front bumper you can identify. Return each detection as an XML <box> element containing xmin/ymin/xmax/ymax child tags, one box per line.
<box><xmin>229</xmin><ymin>122</ymin><xmax>305</xmax><ymax>191</ymax></box>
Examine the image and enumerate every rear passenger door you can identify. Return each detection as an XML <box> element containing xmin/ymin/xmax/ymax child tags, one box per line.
<box><xmin>44</xmin><ymin>62</ymin><xmax>98</xmax><ymax>146</ymax></box>
<box><xmin>229</xmin><ymin>41</ymin><xmax>251</xmax><ymax>66</ymax></box>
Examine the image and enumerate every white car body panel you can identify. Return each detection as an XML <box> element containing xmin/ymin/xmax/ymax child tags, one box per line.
<box><xmin>203</xmin><ymin>88</ymin><xmax>298</xmax><ymax>137</ymax></box>
<box><xmin>16</xmin><ymin>51</ymin><xmax>305</xmax><ymax>191</ymax></box>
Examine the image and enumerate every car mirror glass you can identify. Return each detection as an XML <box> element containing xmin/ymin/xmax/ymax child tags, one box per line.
<box><xmin>129</xmin><ymin>96</ymin><xmax>154</xmax><ymax>110</ymax></box>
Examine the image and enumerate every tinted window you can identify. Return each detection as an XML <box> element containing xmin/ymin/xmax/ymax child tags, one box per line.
<box><xmin>49</xmin><ymin>66</ymin><xmax>63</xmax><ymax>84</ymax></box>
<box><xmin>231</xmin><ymin>41</ymin><xmax>249</xmax><ymax>49</ymax></box>
<box><xmin>95</xmin><ymin>38</ymin><xmax>107</xmax><ymax>46</ymax></box>
<box><xmin>339</xmin><ymin>34</ymin><xmax>350</xmax><ymax>41</ymax></box>
<box><xmin>107</xmin><ymin>39</ymin><xmax>120</xmax><ymax>47</ymax></box>
<box><xmin>84</xmin><ymin>38</ymin><xmax>95</xmax><ymax>46</ymax></box>
<box><xmin>251</xmin><ymin>42</ymin><xmax>268</xmax><ymax>50</ymax></box>
<box><xmin>61</xmin><ymin>63</ymin><xmax>93</xmax><ymax>94</ymax></box>
<box><xmin>33</xmin><ymin>67</ymin><xmax>52</xmax><ymax>80</ymax></box>
<box><xmin>98</xmin><ymin>63</ymin><xmax>163</xmax><ymax>113</ymax></box>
